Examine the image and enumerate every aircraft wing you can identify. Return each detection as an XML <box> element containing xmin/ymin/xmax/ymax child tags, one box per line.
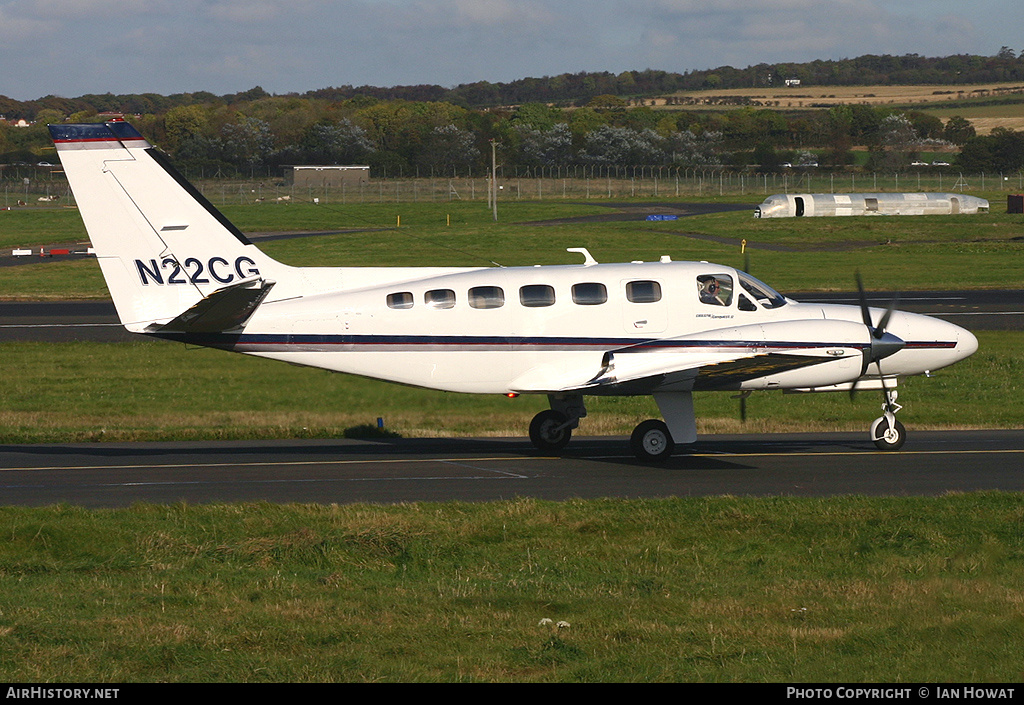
<box><xmin>512</xmin><ymin>319</ymin><xmax>871</xmax><ymax>395</ymax></box>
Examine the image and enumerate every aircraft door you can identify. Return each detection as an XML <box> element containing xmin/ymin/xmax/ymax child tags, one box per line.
<box><xmin>622</xmin><ymin>279</ymin><xmax>668</xmax><ymax>334</ymax></box>
<box><xmin>795</xmin><ymin>196</ymin><xmax>805</xmax><ymax>217</ymax></box>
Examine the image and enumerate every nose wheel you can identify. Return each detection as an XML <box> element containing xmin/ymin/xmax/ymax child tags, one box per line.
<box><xmin>870</xmin><ymin>390</ymin><xmax>906</xmax><ymax>451</ymax></box>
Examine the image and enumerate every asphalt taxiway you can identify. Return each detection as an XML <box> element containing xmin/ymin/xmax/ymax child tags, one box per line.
<box><xmin>1</xmin><ymin>430</ymin><xmax>1022</xmax><ymax>508</ymax></box>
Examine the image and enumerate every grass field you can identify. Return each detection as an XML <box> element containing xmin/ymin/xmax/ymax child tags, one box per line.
<box><xmin>3</xmin><ymin>197</ymin><xmax>1024</xmax><ymax>298</ymax></box>
<box><xmin>0</xmin><ymin>495</ymin><xmax>1022</xmax><ymax>682</ymax></box>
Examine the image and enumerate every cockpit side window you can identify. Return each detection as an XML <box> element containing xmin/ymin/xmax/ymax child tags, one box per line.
<box><xmin>696</xmin><ymin>274</ymin><xmax>733</xmax><ymax>306</ymax></box>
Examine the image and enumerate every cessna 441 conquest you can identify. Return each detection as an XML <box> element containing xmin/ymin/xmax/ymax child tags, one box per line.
<box><xmin>49</xmin><ymin>121</ymin><xmax>978</xmax><ymax>461</ymax></box>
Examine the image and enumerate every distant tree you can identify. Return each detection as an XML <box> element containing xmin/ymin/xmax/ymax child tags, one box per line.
<box><xmin>298</xmin><ymin>119</ymin><xmax>374</xmax><ymax>164</ymax></box>
<box><xmin>416</xmin><ymin>124</ymin><xmax>480</xmax><ymax>174</ymax></box>
<box><xmin>164</xmin><ymin>105</ymin><xmax>209</xmax><ymax>153</ymax></box>
<box><xmin>219</xmin><ymin>117</ymin><xmax>274</xmax><ymax>169</ymax></box>
<box><xmin>869</xmin><ymin>114</ymin><xmax>919</xmax><ymax>170</ymax></box>
<box><xmin>509</xmin><ymin>103</ymin><xmax>561</xmax><ymax>131</ymax></box>
<box><xmin>665</xmin><ymin>129</ymin><xmax>724</xmax><ymax>166</ymax></box>
<box><xmin>943</xmin><ymin>115</ymin><xmax>976</xmax><ymax>145</ymax></box>
<box><xmin>567</xmin><ymin>107</ymin><xmax>608</xmax><ymax>142</ymax></box>
<box><xmin>982</xmin><ymin>127</ymin><xmax>1024</xmax><ymax>172</ymax></box>
<box><xmin>579</xmin><ymin>125</ymin><xmax>665</xmax><ymax>165</ymax></box>
<box><xmin>957</xmin><ymin>135</ymin><xmax>994</xmax><ymax>172</ymax></box>
<box><xmin>753</xmin><ymin>142</ymin><xmax>781</xmax><ymax>171</ymax></box>
<box><xmin>515</xmin><ymin>123</ymin><xmax>573</xmax><ymax>167</ymax></box>
<box><xmin>814</xmin><ymin>106</ymin><xmax>853</xmax><ymax>165</ymax></box>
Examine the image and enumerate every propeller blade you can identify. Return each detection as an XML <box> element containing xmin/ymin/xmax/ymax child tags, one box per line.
<box><xmin>850</xmin><ymin>272</ymin><xmax>904</xmax><ymax>402</ymax></box>
<box><xmin>732</xmin><ymin>391</ymin><xmax>751</xmax><ymax>422</ymax></box>
<box><xmin>856</xmin><ymin>271</ymin><xmax>873</xmax><ymax>329</ymax></box>
<box><xmin>874</xmin><ymin>293</ymin><xmax>900</xmax><ymax>336</ymax></box>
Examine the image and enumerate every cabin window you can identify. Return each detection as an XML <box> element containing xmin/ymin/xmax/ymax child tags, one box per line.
<box><xmin>865</xmin><ymin>198</ymin><xmax>879</xmax><ymax>212</ymax></box>
<box><xmin>425</xmin><ymin>289</ymin><xmax>456</xmax><ymax>309</ymax></box>
<box><xmin>386</xmin><ymin>292</ymin><xmax>414</xmax><ymax>309</ymax></box>
<box><xmin>520</xmin><ymin>284</ymin><xmax>555</xmax><ymax>307</ymax></box>
<box><xmin>626</xmin><ymin>280</ymin><xmax>662</xmax><ymax>303</ymax></box>
<box><xmin>468</xmin><ymin>286</ymin><xmax>504</xmax><ymax>309</ymax></box>
<box><xmin>572</xmin><ymin>282</ymin><xmax>607</xmax><ymax>305</ymax></box>
<box><xmin>696</xmin><ymin>274</ymin><xmax>733</xmax><ymax>306</ymax></box>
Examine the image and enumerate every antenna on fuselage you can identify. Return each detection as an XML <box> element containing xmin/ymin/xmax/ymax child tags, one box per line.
<box><xmin>567</xmin><ymin>248</ymin><xmax>598</xmax><ymax>266</ymax></box>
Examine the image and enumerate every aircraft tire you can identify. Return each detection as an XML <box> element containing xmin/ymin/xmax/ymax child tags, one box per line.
<box><xmin>529</xmin><ymin>410</ymin><xmax>572</xmax><ymax>451</ymax></box>
<box><xmin>630</xmin><ymin>419</ymin><xmax>675</xmax><ymax>462</ymax></box>
<box><xmin>871</xmin><ymin>418</ymin><xmax>906</xmax><ymax>451</ymax></box>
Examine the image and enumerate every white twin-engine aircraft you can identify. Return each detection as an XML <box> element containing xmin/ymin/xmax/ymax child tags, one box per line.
<box><xmin>50</xmin><ymin>121</ymin><xmax>978</xmax><ymax>461</ymax></box>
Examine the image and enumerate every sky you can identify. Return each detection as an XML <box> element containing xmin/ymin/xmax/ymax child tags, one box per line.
<box><xmin>1</xmin><ymin>0</ymin><xmax>1022</xmax><ymax>101</ymax></box>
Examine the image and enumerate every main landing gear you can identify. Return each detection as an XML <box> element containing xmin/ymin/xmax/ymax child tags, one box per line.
<box><xmin>528</xmin><ymin>394</ymin><xmax>586</xmax><ymax>452</ymax></box>
<box><xmin>629</xmin><ymin>419</ymin><xmax>674</xmax><ymax>462</ymax></box>
<box><xmin>529</xmin><ymin>407</ymin><xmax>678</xmax><ymax>462</ymax></box>
<box><xmin>528</xmin><ymin>392</ymin><xmax>693</xmax><ymax>463</ymax></box>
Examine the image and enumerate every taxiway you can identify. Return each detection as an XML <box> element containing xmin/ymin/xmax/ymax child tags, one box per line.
<box><xmin>1</xmin><ymin>430</ymin><xmax>1022</xmax><ymax>507</ymax></box>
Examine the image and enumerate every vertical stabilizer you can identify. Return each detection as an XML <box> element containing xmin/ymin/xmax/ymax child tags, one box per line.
<box><xmin>50</xmin><ymin>121</ymin><xmax>284</xmax><ymax>331</ymax></box>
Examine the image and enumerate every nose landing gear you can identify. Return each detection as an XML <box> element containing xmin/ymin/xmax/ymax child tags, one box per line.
<box><xmin>870</xmin><ymin>390</ymin><xmax>906</xmax><ymax>451</ymax></box>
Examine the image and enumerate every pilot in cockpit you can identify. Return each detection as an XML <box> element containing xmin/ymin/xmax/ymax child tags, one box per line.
<box><xmin>697</xmin><ymin>274</ymin><xmax>730</xmax><ymax>306</ymax></box>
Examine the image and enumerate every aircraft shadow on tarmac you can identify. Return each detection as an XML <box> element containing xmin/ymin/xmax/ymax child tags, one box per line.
<box><xmin>2</xmin><ymin>433</ymin><xmax>875</xmax><ymax>475</ymax></box>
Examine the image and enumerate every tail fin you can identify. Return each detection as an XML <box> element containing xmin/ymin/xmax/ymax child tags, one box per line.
<box><xmin>50</xmin><ymin>120</ymin><xmax>283</xmax><ymax>332</ymax></box>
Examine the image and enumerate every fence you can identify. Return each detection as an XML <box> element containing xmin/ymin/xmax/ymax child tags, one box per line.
<box><xmin>4</xmin><ymin>164</ymin><xmax>1024</xmax><ymax>209</ymax></box>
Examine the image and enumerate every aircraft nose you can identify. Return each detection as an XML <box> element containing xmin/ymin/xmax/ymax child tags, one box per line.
<box><xmin>887</xmin><ymin>311</ymin><xmax>978</xmax><ymax>374</ymax></box>
<box><xmin>955</xmin><ymin>325</ymin><xmax>979</xmax><ymax>361</ymax></box>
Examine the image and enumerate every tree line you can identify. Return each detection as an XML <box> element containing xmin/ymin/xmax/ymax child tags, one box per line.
<box><xmin>4</xmin><ymin>49</ymin><xmax>1024</xmax><ymax>119</ymax></box>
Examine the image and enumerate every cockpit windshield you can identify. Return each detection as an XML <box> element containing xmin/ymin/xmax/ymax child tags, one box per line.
<box><xmin>738</xmin><ymin>271</ymin><xmax>788</xmax><ymax>309</ymax></box>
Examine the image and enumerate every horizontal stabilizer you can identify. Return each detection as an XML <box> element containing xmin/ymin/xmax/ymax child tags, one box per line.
<box><xmin>146</xmin><ymin>277</ymin><xmax>274</xmax><ymax>333</ymax></box>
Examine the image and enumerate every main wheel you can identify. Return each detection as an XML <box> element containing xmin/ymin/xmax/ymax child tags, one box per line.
<box><xmin>529</xmin><ymin>410</ymin><xmax>572</xmax><ymax>451</ymax></box>
<box><xmin>630</xmin><ymin>419</ymin><xmax>675</xmax><ymax>462</ymax></box>
<box><xmin>871</xmin><ymin>417</ymin><xmax>906</xmax><ymax>451</ymax></box>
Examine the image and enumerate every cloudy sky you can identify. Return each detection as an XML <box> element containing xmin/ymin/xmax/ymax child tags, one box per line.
<box><xmin>1</xmin><ymin>0</ymin><xmax>1021</xmax><ymax>101</ymax></box>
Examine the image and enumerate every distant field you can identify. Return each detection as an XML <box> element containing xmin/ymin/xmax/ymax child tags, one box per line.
<box><xmin>662</xmin><ymin>82</ymin><xmax>1024</xmax><ymax>109</ymax></box>
<box><xmin>659</xmin><ymin>82</ymin><xmax>1024</xmax><ymax>134</ymax></box>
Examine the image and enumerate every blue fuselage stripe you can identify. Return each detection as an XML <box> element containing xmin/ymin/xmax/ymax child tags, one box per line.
<box><xmin>152</xmin><ymin>332</ymin><xmax>957</xmax><ymax>352</ymax></box>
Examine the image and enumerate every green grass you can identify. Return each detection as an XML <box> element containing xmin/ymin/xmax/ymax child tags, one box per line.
<box><xmin>0</xmin><ymin>331</ymin><xmax>1016</xmax><ymax>444</ymax></box>
<box><xmin>3</xmin><ymin>198</ymin><xmax>1023</xmax><ymax>298</ymax></box>
<box><xmin>0</xmin><ymin>208</ymin><xmax>88</xmax><ymax>250</ymax></box>
<box><xmin>0</xmin><ymin>495</ymin><xmax>1022</xmax><ymax>681</ymax></box>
